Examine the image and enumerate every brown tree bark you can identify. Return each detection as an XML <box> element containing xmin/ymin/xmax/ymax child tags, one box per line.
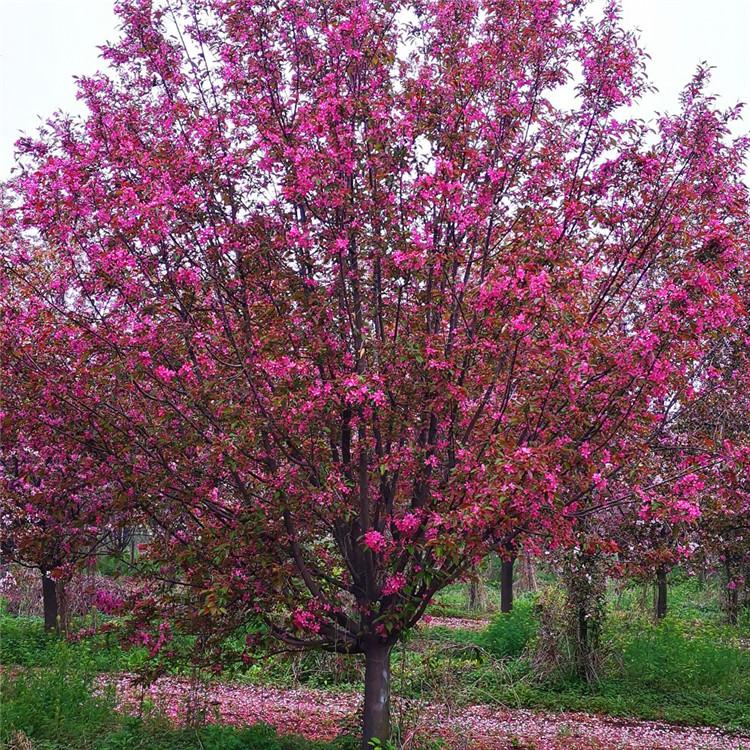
<box><xmin>468</xmin><ymin>564</ymin><xmax>489</xmax><ymax>612</ymax></box>
<box><xmin>564</xmin><ymin>548</ymin><xmax>606</xmax><ymax>685</ymax></box>
<box><xmin>56</xmin><ymin>580</ymin><xmax>68</xmax><ymax>636</ymax></box>
<box><xmin>500</xmin><ymin>556</ymin><xmax>516</xmax><ymax>613</ymax></box>
<box><xmin>517</xmin><ymin>551</ymin><xmax>538</xmax><ymax>594</ymax></box>
<box><xmin>575</xmin><ymin>602</ymin><xmax>590</xmax><ymax>682</ymax></box>
<box><xmin>726</xmin><ymin>586</ymin><xmax>739</xmax><ymax>625</ymax></box>
<box><xmin>725</xmin><ymin>559</ymin><xmax>741</xmax><ymax>625</ymax></box>
<box><xmin>361</xmin><ymin>641</ymin><xmax>392</xmax><ymax>750</ymax></box>
<box><xmin>655</xmin><ymin>567</ymin><xmax>668</xmax><ymax>620</ymax></box>
<box><xmin>469</xmin><ymin>579</ymin><xmax>488</xmax><ymax>611</ymax></box>
<box><xmin>41</xmin><ymin>571</ymin><xmax>58</xmax><ymax>632</ymax></box>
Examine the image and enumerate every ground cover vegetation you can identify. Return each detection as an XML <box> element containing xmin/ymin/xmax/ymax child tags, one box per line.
<box><xmin>1</xmin><ymin>0</ymin><xmax>749</xmax><ymax>747</ymax></box>
<box><xmin>1</xmin><ymin>565</ymin><xmax>749</xmax><ymax>749</ymax></box>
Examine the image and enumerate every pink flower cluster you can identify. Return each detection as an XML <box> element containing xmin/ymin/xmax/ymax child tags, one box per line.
<box><xmin>291</xmin><ymin>608</ymin><xmax>320</xmax><ymax>633</ymax></box>
<box><xmin>393</xmin><ymin>512</ymin><xmax>421</xmax><ymax>537</ymax></box>
<box><xmin>93</xmin><ymin>588</ymin><xmax>125</xmax><ymax>615</ymax></box>
<box><xmin>382</xmin><ymin>573</ymin><xmax>406</xmax><ymax>596</ymax></box>
<box><xmin>362</xmin><ymin>530</ymin><xmax>387</xmax><ymax>553</ymax></box>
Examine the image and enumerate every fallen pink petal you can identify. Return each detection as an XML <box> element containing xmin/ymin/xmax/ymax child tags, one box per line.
<box><xmin>101</xmin><ymin>675</ymin><xmax>750</xmax><ymax>750</ymax></box>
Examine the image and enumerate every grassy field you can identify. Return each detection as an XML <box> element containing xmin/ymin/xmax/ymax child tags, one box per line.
<box><xmin>1</xmin><ymin>577</ymin><xmax>749</xmax><ymax>749</ymax></box>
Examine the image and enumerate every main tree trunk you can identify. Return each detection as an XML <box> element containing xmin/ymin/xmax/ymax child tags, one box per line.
<box><xmin>361</xmin><ymin>641</ymin><xmax>392</xmax><ymax>750</ymax></box>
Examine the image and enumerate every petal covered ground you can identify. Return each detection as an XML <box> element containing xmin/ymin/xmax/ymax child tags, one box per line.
<box><xmin>105</xmin><ymin>675</ymin><xmax>750</xmax><ymax>750</ymax></box>
<box><xmin>420</xmin><ymin>615</ymin><xmax>492</xmax><ymax>631</ymax></box>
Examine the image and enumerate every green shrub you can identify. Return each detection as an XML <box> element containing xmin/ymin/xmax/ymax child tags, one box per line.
<box><xmin>0</xmin><ymin>644</ymin><xmax>117</xmax><ymax>746</ymax></box>
<box><xmin>99</xmin><ymin>720</ymin><xmax>287</xmax><ymax>750</ymax></box>
<box><xmin>100</xmin><ymin>726</ymin><xmax>357</xmax><ymax>750</ymax></box>
<box><xmin>619</xmin><ymin>618</ymin><xmax>750</xmax><ymax>694</ymax></box>
<box><xmin>0</xmin><ymin>614</ymin><xmax>56</xmax><ymax>666</ymax></box>
<box><xmin>479</xmin><ymin>596</ymin><xmax>538</xmax><ymax>658</ymax></box>
<box><xmin>96</xmin><ymin>717</ymin><xmax>188</xmax><ymax>750</ymax></box>
<box><xmin>200</xmin><ymin>724</ymin><xmax>282</xmax><ymax>750</ymax></box>
<box><xmin>0</xmin><ymin>613</ymin><xmax>146</xmax><ymax>673</ymax></box>
<box><xmin>96</xmin><ymin>554</ymin><xmax>133</xmax><ymax>578</ymax></box>
<box><xmin>277</xmin><ymin>735</ymin><xmax>357</xmax><ymax>750</ymax></box>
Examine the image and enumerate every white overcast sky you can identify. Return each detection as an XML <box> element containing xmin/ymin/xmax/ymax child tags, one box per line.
<box><xmin>1</xmin><ymin>0</ymin><xmax>749</xmax><ymax>178</ymax></box>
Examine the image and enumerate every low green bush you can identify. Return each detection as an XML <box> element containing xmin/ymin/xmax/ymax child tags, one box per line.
<box><xmin>478</xmin><ymin>596</ymin><xmax>538</xmax><ymax>658</ymax></box>
<box><xmin>0</xmin><ymin>613</ymin><xmax>146</xmax><ymax>673</ymax></box>
<box><xmin>619</xmin><ymin>618</ymin><xmax>750</xmax><ymax>693</ymax></box>
<box><xmin>0</xmin><ymin>644</ymin><xmax>117</xmax><ymax>747</ymax></box>
<box><xmin>0</xmin><ymin>614</ymin><xmax>56</xmax><ymax>666</ymax></box>
<box><xmin>97</xmin><ymin>719</ymin><xmax>285</xmax><ymax>750</ymax></box>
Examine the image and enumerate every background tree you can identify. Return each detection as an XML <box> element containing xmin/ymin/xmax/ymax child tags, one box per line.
<box><xmin>691</xmin><ymin>338</ymin><xmax>750</xmax><ymax>624</ymax></box>
<box><xmin>0</xmin><ymin>243</ymin><xmax>124</xmax><ymax>632</ymax></box>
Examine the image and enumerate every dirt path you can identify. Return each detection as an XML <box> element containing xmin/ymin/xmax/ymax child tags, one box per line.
<box><xmin>105</xmin><ymin>674</ymin><xmax>750</xmax><ymax>750</ymax></box>
<box><xmin>420</xmin><ymin>615</ymin><xmax>492</xmax><ymax>631</ymax></box>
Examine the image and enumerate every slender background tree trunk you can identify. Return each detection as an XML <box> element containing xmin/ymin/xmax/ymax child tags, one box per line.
<box><xmin>725</xmin><ymin>559</ymin><xmax>740</xmax><ymax>624</ymax></box>
<box><xmin>41</xmin><ymin>571</ymin><xmax>58</xmax><ymax>632</ymax></box>
<box><xmin>517</xmin><ymin>551</ymin><xmax>537</xmax><ymax>594</ymax></box>
<box><xmin>56</xmin><ymin>580</ymin><xmax>68</xmax><ymax>636</ymax></box>
<box><xmin>500</xmin><ymin>556</ymin><xmax>515</xmax><ymax>613</ymax></box>
<box><xmin>468</xmin><ymin>578</ymin><xmax>488</xmax><ymax>612</ymax></box>
<box><xmin>468</xmin><ymin>561</ymin><xmax>489</xmax><ymax>612</ymax></box>
<box><xmin>726</xmin><ymin>586</ymin><xmax>739</xmax><ymax>625</ymax></box>
<box><xmin>655</xmin><ymin>567</ymin><xmax>668</xmax><ymax>620</ymax></box>
<box><xmin>564</xmin><ymin>549</ymin><xmax>606</xmax><ymax>685</ymax></box>
<box><xmin>361</xmin><ymin>642</ymin><xmax>392</xmax><ymax>750</ymax></box>
<box><xmin>697</xmin><ymin>560</ymin><xmax>707</xmax><ymax>590</ymax></box>
<box><xmin>575</xmin><ymin>603</ymin><xmax>590</xmax><ymax>681</ymax></box>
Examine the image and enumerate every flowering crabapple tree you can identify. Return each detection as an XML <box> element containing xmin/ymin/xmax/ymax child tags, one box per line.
<box><xmin>0</xmin><ymin>243</ymin><xmax>125</xmax><ymax>632</ymax></box>
<box><xmin>603</xmin><ymin>445</ymin><xmax>707</xmax><ymax>620</ymax></box>
<box><xmin>3</xmin><ymin>0</ymin><xmax>749</xmax><ymax>743</ymax></box>
<box><xmin>705</xmin><ymin>462</ymin><xmax>750</xmax><ymax>623</ymax></box>
<box><xmin>604</xmin><ymin>295</ymin><xmax>750</xmax><ymax>622</ymax></box>
<box><xmin>610</xmin><ymin>499</ymin><xmax>696</xmax><ymax>619</ymax></box>
<box><xmin>627</xmin><ymin>297</ymin><xmax>750</xmax><ymax>623</ymax></box>
<box><xmin>689</xmin><ymin>332</ymin><xmax>750</xmax><ymax>623</ymax></box>
<box><xmin>578</xmin><ymin>332</ymin><xmax>750</xmax><ymax>623</ymax></box>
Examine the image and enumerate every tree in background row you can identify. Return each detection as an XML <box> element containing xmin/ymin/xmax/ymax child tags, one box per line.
<box><xmin>2</xmin><ymin>0</ymin><xmax>749</xmax><ymax>745</ymax></box>
<box><xmin>691</xmin><ymin>327</ymin><xmax>750</xmax><ymax>624</ymax></box>
<box><xmin>0</xmin><ymin>241</ymin><xmax>127</xmax><ymax>632</ymax></box>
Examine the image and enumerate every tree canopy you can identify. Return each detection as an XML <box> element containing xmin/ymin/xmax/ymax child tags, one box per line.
<box><xmin>2</xmin><ymin>0</ymin><xmax>749</xmax><ymax>745</ymax></box>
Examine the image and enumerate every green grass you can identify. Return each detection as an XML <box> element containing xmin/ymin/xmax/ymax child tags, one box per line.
<box><xmin>419</xmin><ymin>596</ymin><xmax>536</xmax><ymax>658</ymax></box>
<box><xmin>389</xmin><ymin>582</ymin><xmax>750</xmax><ymax>730</ymax></box>
<box><xmin>428</xmin><ymin>580</ymin><xmax>512</xmax><ymax>618</ymax></box>
<box><xmin>409</xmin><ymin>636</ymin><xmax>750</xmax><ymax>730</ymax></box>
<box><xmin>419</xmin><ymin>581</ymin><xmax>750</xmax><ymax>730</ymax></box>
<box><xmin>478</xmin><ymin>597</ymin><xmax>537</xmax><ymax>658</ymax></box>
<box><xmin>2</xmin><ymin>577</ymin><xmax>749</xmax><ymax>744</ymax></box>
<box><xmin>94</xmin><ymin>720</ymin><xmax>359</xmax><ymax>750</ymax></box>
<box><xmin>0</xmin><ymin>614</ymin><xmax>146</xmax><ymax>673</ymax></box>
<box><xmin>0</xmin><ymin>644</ymin><xmax>119</xmax><ymax>747</ymax></box>
<box><xmin>0</xmin><ymin>652</ymin><xmax>358</xmax><ymax>750</ymax></box>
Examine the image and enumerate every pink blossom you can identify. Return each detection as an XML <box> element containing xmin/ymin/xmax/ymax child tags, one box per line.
<box><xmin>363</xmin><ymin>530</ymin><xmax>387</xmax><ymax>553</ymax></box>
<box><xmin>291</xmin><ymin>609</ymin><xmax>321</xmax><ymax>633</ymax></box>
<box><xmin>393</xmin><ymin>512</ymin><xmax>421</xmax><ymax>537</ymax></box>
<box><xmin>382</xmin><ymin>572</ymin><xmax>406</xmax><ymax>596</ymax></box>
<box><xmin>154</xmin><ymin>365</ymin><xmax>177</xmax><ymax>384</ymax></box>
